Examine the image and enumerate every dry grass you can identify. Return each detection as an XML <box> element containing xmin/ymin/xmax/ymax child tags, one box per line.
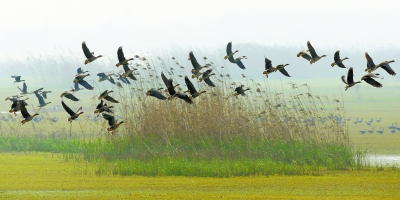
<box><xmin>0</xmin><ymin>152</ymin><xmax>399</xmax><ymax>199</ymax></box>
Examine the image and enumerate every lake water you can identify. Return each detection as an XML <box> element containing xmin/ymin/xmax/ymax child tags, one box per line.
<box><xmin>367</xmin><ymin>154</ymin><xmax>400</xmax><ymax>166</ymax></box>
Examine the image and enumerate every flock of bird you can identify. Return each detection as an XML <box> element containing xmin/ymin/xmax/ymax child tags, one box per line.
<box><xmin>5</xmin><ymin>41</ymin><xmax>397</xmax><ymax>134</ymax></box>
<box><xmin>352</xmin><ymin>117</ymin><xmax>399</xmax><ymax>134</ymax></box>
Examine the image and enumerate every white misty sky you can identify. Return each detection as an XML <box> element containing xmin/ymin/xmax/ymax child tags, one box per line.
<box><xmin>1</xmin><ymin>0</ymin><xmax>399</xmax><ymax>55</ymax></box>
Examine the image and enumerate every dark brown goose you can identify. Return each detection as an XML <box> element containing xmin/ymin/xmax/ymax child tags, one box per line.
<box><xmin>82</xmin><ymin>41</ymin><xmax>102</xmax><ymax>64</ymax></box>
<box><xmin>61</xmin><ymin>100</ymin><xmax>84</xmax><ymax>123</ymax></box>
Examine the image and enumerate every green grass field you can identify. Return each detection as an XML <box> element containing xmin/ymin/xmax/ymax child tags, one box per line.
<box><xmin>0</xmin><ymin>152</ymin><xmax>399</xmax><ymax>199</ymax></box>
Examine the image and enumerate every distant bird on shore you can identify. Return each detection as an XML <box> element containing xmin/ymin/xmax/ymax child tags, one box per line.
<box><xmin>82</xmin><ymin>41</ymin><xmax>102</xmax><ymax>65</ymax></box>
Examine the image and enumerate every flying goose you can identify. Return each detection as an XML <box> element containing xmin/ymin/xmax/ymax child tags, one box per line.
<box><xmin>361</xmin><ymin>73</ymin><xmax>383</xmax><ymax>88</ymax></box>
<box><xmin>19</xmin><ymin>102</ymin><xmax>39</xmax><ymax>125</ymax></box>
<box><xmin>365</xmin><ymin>52</ymin><xmax>396</xmax><ymax>75</ymax></box>
<box><xmin>61</xmin><ymin>100</ymin><xmax>84</xmax><ymax>123</ymax></box>
<box><xmin>73</xmin><ymin>73</ymin><xmax>94</xmax><ymax>90</ymax></box>
<box><xmin>262</xmin><ymin>57</ymin><xmax>290</xmax><ymax>78</ymax></box>
<box><xmin>116</xmin><ymin>46</ymin><xmax>133</xmax><ymax>67</ymax></box>
<box><xmin>146</xmin><ymin>88</ymin><xmax>167</xmax><ymax>100</ymax></box>
<box><xmin>34</xmin><ymin>90</ymin><xmax>51</xmax><ymax>108</ymax></box>
<box><xmin>184</xmin><ymin>76</ymin><xmax>206</xmax><ymax>99</ymax></box>
<box><xmin>307</xmin><ymin>41</ymin><xmax>326</xmax><ymax>64</ymax></box>
<box><xmin>331</xmin><ymin>50</ymin><xmax>348</xmax><ymax>68</ymax></box>
<box><xmin>199</xmin><ymin>69</ymin><xmax>216</xmax><ymax>87</ymax></box>
<box><xmin>98</xmin><ymin>90</ymin><xmax>119</xmax><ymax>103</ymax></box>
<box><xmin>234</xmin><ymin>85</ymin><xmax>250</xmax><ymax>97</ymax></box>
<box><xmin>224</xmin><ymin>41</ymin><xmax>239</xmax><ymax>61</ymax></box>
<box><xmin>60</xmin><ymin>90</ymin><xmax>79</xmax><ymax>101</ymax></box>
<box><xmin>102</xmin><ymin>113</ymin><xmax>124</xmax><ymax>135</ymax></box>
<box><xmin>82</xmin><ymin>41</ymin><xmax>102</xmax><ymax>64</ymax></box>
<box><xmin>93</xmin><ymin>100</ymin><xmax>114</xmax><ymax>115</ymax></box>
<box><xmin>12</xmin><ymin>75</ymin><xmax>25</xmax><ymax>84</ymax></box>
<box><xmin>341</xmin><ymin>67</ymin><xmax>361</xmax><ymax>91</ymax></box>
<box><xmin>17</xmin><ymin>82</ymin><xmax>29</xmax><ymax>95</ymax></box>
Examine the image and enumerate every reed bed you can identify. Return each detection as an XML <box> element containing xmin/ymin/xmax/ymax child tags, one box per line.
<box><xmin>0</xmin><ymin>54</ymin><xmax>363</xmax><ymax>176</ymax></box>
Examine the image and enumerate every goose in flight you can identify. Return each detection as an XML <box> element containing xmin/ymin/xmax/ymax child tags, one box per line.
<box><xmin>199</xmin><ymin>69</ymin><xmax>216</xmax><ymax>87</ymax></box>
<box><xmin>40</xmin><ymin>91</ymin><xmax>52</xmax><ymax>99</ymax></box>
<box><xmin>184</xmin><ymin>76</ymin><xmax>206</xmax><ymax>99</ymax></box>
<box><xmin>331</xmin><ymin>50</ymin><xmax>348</xmax><ymax>68</ymax></box>
<box><xmin>17</xmin><ymin>82</ymin><xmax>29</xmax><ymax>95</ymax></box>
<box><xmin>231</xmin><ymin>56</ymin><xmax>247</xmax><ymax>69</ymax></box>
<box><xmin>18</xmin><ymin>102</ymin><xmax>39</xmax><ymax>125</ymax></box>
<box><xmin>189</xmin><ymin>51</ymin><xmax>207</xmax><ymax>74</ymax></box>
<box><xmin>297</xmin><ymin>50</ymin><xmax>312</xmax><ymax>61</ymax></box>
<box><xmin>12</xmin><ymin>75</ymin><xmax>25</xmax><ymax>84</ymax></box>
<box><xmin>122</xmin><ymin>65</ymin><xmax>137</xmax><ymax>80</ymax></box>
<box><xmin>98</xmin><ymin>90</ymin><xmax>119</xmax><ymax>103</ymax></box>
<box><xmin>9</xmin><ymin>98</ymin><xmax>28</xmax><ymax>116</ymax></box>
<box><xmin>365</xmin><ymin>52</ymin><xmax>396</xmax><ymax>75</ymax></box>
<box><xmin>77</xmin><ymin>67</ymin><xmax>88</xmax><ymax>74</ymax></box>
<box><xmin>71</xmin><ymin>82</ymin><xmax>84</xmax><ymax>92</ymax></box>
<box><xmin>60</xmin><ymin>90</ymin><xmax>79</xmax><ymax>101</ymax></box>
<box><xmin>361</xmin><ymin>73</ymin><xmax>383</xmax><ymax>88</ymax></box>
<box><xmin>307</xmin><ymin>41</ymin><xmax>326</xmax><ymax>64</ymax></box>
<box><xmin>341</xmin><ymin>67</ymin><xmax>361</xmax><ymax>91</ymax></box>
<box><xmin>34</xmin><ymin>90</ymin><xmax>51</xmax><ymax>108</ymax></box>
<box><xmin>262</xmin><ymin>57</ymin><xmax>290</xmax><ymax>78</ymax></box>
<box><xmin>224</xmin><ymin>41</ymin><xmax>239</xmax><ymax>61</ymax></box>
<box><xmin>97</xmin><ymin>72</ymin><xmax>116</xmax><ymax>84</ymax></box>
<box><xmin>234</xmin><ymin>85</ymin><xmax>250</xmax><ymax>97</ymax></box>
<box><xmin>146</xmin><ymin>88</ymin><xmax>167</xmax><ymax>100</ymax></box>
<box><xmin>102</xmin><ymin>113</ymin><xmax>124</xmax><ymax>135</ymax></box>
<box><xmin>82</xmin><ymin>41</ymin><xmax>102</xmax><ymax>64</ymax></box>
<box><xmin>166</xmin><ymin>78</ymin><xmax>193</xmax><ymax>104</ymax></box>
<box><xmin>93</xmin><ymin>100</ymin><xmax>114</xmax><ymax>115</ymax></box>
<box><xmin>73</xmin><ymin>73</ymin><xmax>94</xmax><ymax>90</ymax></box>
<box><xmin>116</xmin><ymin>46</ymin><xmax>134</xmax><ymax>67</ymax></box>
<box><xmin>61</xmin><ymin>100</ymin><xmax>84</xmax><ymax>123</ymax></box>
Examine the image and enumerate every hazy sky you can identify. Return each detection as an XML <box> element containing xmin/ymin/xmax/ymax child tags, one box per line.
<box><xmin>1</xmin><ymin>0</ymin><xmax>400</xmax><ymax>55</ymax></box>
